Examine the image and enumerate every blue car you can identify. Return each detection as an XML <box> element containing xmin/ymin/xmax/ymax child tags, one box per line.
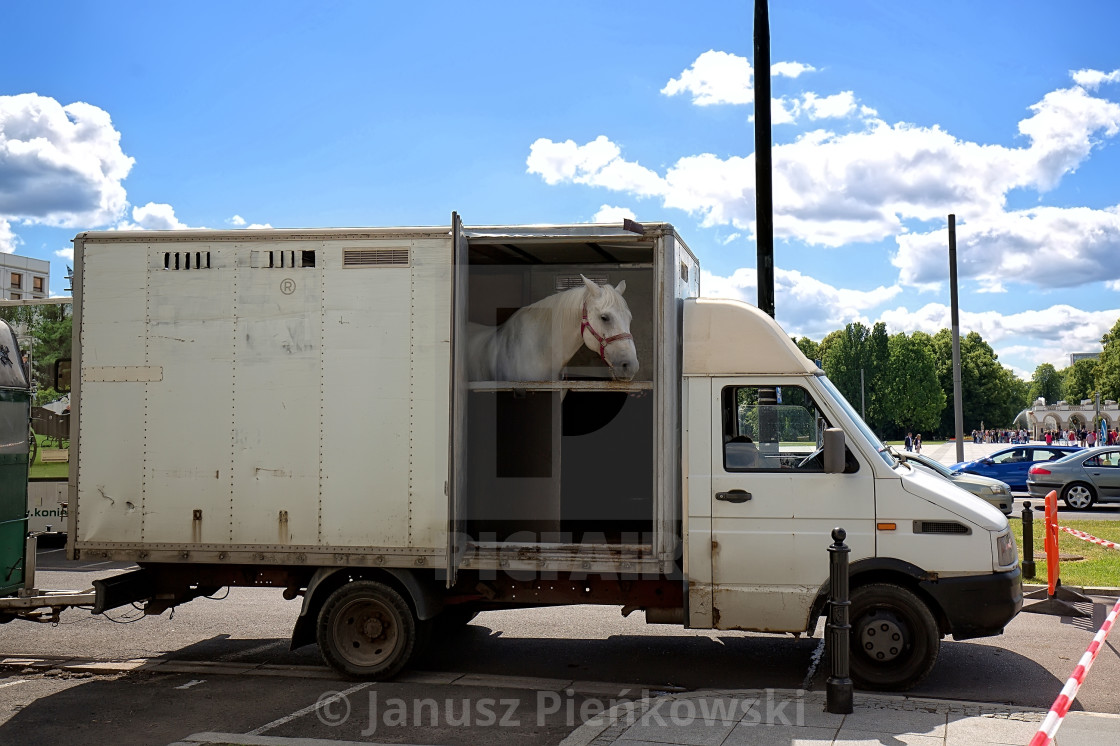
<box><xmin>950</xmin><ymin>445</ymin><xmax>1083</xmax><ymax>490</ymax></box>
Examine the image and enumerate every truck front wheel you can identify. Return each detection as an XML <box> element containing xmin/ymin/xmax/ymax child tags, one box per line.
<box><xmin>317</xmin><ymin>580</ymin><xmax>417</xmax><ymax>679</ymax></box>
<box><xmin>849</xmin><ymin>583</ymin><xmax>939</xmax><ymax>691</ymax></box>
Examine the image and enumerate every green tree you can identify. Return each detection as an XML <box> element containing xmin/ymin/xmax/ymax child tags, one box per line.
<box><xmin>881</xmin><ymin>332</ymin><xmax>945</xmax><ymax>437</ymax></box>
<box><xmin>821</xmin><ymin>322</ymin><xmax>890</xmax><ymax>432</ymax></box>
<box><xmin>794</xmin><ymin>336</ymin><xmax>820</xmax><ymax>364</ymax></box>
<box><xmin>928</xmin><ymin>329</ymin><xmax>1028</xmax><ymax>435</ymax></box>
<box><xmin>1098</xmin><ymin>318</ymin><xmax>1120</xmax><ymax>402</ymax></box>
<box><xmin>0</xmin><ymin>303</ymin><xmax>72</xmax><ymax>392</ymax></box>
<box><xmin>1062</xmin><ymin>358</ymin><xmax>1099</xmax><ymax>403</ymax></box>
<box><xmin>1028</xmin><ymin>363</ymin><xmax>1063</xmax><ymax>405</ymax></box>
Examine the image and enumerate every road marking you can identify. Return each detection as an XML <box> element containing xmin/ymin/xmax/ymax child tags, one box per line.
<box><xmin>176</xmin><ymin>679</ymin><xmax>206</xmax><ymax>690</ymax></box>
<box><xmin>216</xmin><ymin>641</ymin><xmax>284</xmax><ymax>661</ymax></box>
<box><xmin>0</xmin><ymin>679</ymin><xmax>28</xmax><ymax>689</ymax></box>
<box><xmin>248</xmin><ymin>681</ymin><xmax>372</xmax><ymax>735</ymax></box>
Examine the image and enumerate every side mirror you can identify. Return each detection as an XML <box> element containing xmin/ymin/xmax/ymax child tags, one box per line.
<box><xmin>55</xmin><ymin>359</ymin><xmax>71</xmax><ymax>393</ymax></box>
<box><xmin>980</xmin><ymin>457</ymin><xmax>993</xmax><ymax>465</ymax></box>
<box><xmin>823</xmin><ymin>427</ymin><xmax>845</xmax><ymax>474</ymax></box>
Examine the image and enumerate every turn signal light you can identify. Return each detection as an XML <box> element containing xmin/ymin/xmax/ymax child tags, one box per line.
<box><xmin>1028</xmin><ymin>466</ymin><xmax>1051</xmax><ymax>475</ymax></box>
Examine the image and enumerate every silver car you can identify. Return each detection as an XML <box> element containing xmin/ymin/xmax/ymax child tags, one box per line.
<box><xmin>899</xmin><ymin>451</ymin><xmax>1014</xmax><ymax>515</ymax></box>
<box><xmin>1026</xmin><ymin>446</ymin><xmax>1120</xmax><ymax>511</ymax></box>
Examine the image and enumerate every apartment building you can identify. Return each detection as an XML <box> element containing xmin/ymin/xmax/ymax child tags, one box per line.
<box><xmin>0</xmin><ymin>254</ymin><xmax>50</xmax><ymax>300</ymax></box>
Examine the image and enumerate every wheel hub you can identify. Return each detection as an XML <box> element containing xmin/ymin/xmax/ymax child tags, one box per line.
<box><xmin>859</xmin><ymin>611</ymin><xmax>905</xmax><ymax>662</ymax></box>
<box><xmin>362</xmin><ymin>616</ymin><xmax>385</xmax><ymax>639</ymax></box>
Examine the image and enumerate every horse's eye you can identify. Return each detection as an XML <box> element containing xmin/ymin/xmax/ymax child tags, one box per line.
<box><xmin>600</xmin><ymin>314</ymin><xmax>610</xmax><ymax>323</ymax></box>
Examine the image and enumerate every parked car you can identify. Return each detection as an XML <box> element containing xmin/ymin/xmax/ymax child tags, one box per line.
<box><xmin>949</xmin><ymin>445</ymin><xmax>1082</xmax><ymax>490</ymax></box>
<box><xmin>1026</xmin><ymin>446</ymin><xmax>1120</xmax><ymax>510</ymax></box>
<box><xmin>899</xmin><ymin>452</ymin><xmax>1013</xmax><ymax>515</ymax></box>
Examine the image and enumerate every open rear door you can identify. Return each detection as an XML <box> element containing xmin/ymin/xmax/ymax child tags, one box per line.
<box><xmin>447</xmin><ymin>212</ymin><xmax>469</xmax><ymax>586</ymax></box>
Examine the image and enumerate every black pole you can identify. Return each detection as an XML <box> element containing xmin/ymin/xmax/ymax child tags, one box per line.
<box><xmin>754</xmin><ymin>0</ymin><xmax>774</xmax><ymax>318</ymax></box>
<box><xmin>1021</xmin><ymin>501</ymin><xmax>1035</xmax><ymax>579</ymax></box>
<box><xmin>948</xmin><ymin>215</ymin><xmax>965</xmax><ymax>463</ymax></box>
<box><xmin>826</xmin><ymin>527</ymin><xmax>853</xmax><ymax>714</ymax></box>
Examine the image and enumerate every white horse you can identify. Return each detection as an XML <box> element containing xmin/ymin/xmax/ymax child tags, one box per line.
<box><xmin>467</xmin><ymin>275</ymin><xmax>638</xmax><ymax>382</ymax></box>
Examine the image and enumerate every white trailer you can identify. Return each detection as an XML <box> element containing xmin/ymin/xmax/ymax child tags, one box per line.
<box><xmin>62</xmin><ymin>216</ymin><xmax>1021</xmax><ymax>689</ymax></box>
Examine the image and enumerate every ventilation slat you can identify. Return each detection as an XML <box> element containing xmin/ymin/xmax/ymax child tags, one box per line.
<box><xmin>344</xmin><ymin>248</ymin><xmax>410</xmax><ymax>267</ymax></box>
<box><xmin>161</xmin><ymin>251</ymin><xmax>212</xmax><ymax>271</ymax></box>
<box><xmin>555</xmin><ymin>274</ymin><xmax>608</xmax><ymax>291</ymax></box>
<box><xmin>913</xmin><ymin>521</ymin><xmax>970</xmax><ymax>535</ymax></box>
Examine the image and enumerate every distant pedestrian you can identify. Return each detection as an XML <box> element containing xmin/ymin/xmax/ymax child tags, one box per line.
<box><xmin>915</xmin><ymin>433</ymin><xmax>922</xmax><ymax>454</ymax></box>
<box><xmin>1044</xmin><ymin>431</ymin><xmax>1052</xmax><ymax>446</ymax></box>
<box><xmin>905</xmin><ymin>432</ymin><xmax>913</xmax><ymax>452</ymax></box>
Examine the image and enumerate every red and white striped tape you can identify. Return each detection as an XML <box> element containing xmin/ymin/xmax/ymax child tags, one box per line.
<box><xmin>1058</xmin><ymin>526</ymin><xmax>1120</xmax><ymax>551</ymax></box>
<box><xmin>1028</xmin><ymin>595</ymin><xmax>1120</xmax><ymax>746</ymax></box>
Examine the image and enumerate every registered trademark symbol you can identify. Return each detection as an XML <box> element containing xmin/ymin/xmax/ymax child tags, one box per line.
<box><xmin>280</xmin><ymin>279</ymin><xmax>296</xmax><ymax>295</ymax></box>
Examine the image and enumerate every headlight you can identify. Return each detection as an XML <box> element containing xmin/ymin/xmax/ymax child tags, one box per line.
<box><xmin>989</xmin><ymin>485</ymin><xmax>1008</xmax><ymax>495</ymax></box>
<box><xmin>994</xmin><ymin>530</ymin><xmax>1016</xmax><ymax>569</ymax></box>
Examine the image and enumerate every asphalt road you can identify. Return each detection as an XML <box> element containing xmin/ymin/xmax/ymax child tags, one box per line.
<box><xmin>2</xmin><ymin>547</ymin><xmax>1118</xmax><ymax>745</ymax></box>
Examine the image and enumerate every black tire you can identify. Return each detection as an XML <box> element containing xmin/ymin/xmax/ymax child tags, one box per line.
<box><xmin>317</xmin><ymin>580</ymin><xmax>417</xmax><ymax>680</ymax></box>
<box><xmin>1062</xmin><ymin>482</ymin><xmax>1096</xmax><ymax>511</ymax></box>
<box><xmin>849</xmin><ymin>583</ymin><xmax>940</xmax><ymax>691</ymax></box>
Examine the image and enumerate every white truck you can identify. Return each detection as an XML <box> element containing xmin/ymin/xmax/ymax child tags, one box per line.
<box><xmin>53</xmin><ymin>216</ymin><xmax>1020</xmax><ymax>690</ymax></box>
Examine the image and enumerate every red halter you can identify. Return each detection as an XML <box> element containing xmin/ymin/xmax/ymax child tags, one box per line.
<box><xmin>581</xmin><ymin>301</ymin><xmax>633</xmax><ymax>368</ymax></box>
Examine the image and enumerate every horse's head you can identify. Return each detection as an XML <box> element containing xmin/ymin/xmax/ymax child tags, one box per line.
<box><xmin>580</xmin><ymin>274</ymin><xmax>639</xmax><ymax>381</ymax></box>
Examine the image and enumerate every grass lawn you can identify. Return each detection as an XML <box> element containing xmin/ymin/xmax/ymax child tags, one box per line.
<box><xmin>1014</xmin><ymin>518</ymin><xmax>1120</xmax><ymax>589</ymax></box>
<box><xmin>28</xmin><ymin>433</ymin><xmax>69</xmax><ymax>479</ymax></box>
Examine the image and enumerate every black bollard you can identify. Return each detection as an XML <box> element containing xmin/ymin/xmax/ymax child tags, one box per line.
<box><xmin>826</xmin><ymin>527</ymin><xmax>853</xmax><ymax>714</ymax></box>
<box><xmin>1021</xmin><ymin>501</ymin><xmax>1035</xmax><ymax>579</ymax></box>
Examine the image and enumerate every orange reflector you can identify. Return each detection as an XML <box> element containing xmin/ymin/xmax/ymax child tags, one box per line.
<box><xmin>877</xmin><ymin>522</ymin><xmax>897</xmax><ymax>531</ymax></box>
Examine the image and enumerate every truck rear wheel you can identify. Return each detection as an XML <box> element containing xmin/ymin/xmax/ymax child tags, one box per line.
<box><xmin>317</xmin><ymin>580</ymin><xmax>417</xmax><ymax>679</ymax></box>
<box><xmin>849</xmin><ymin>583</ymin><xmax>939</xmax><ymax>691</ymax></box>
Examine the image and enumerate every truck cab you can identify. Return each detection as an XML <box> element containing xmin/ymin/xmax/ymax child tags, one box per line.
<box><xmin>683</xmin><ymin>298</ymin><xmax>1022</xmax><ymax>689</ymax></box>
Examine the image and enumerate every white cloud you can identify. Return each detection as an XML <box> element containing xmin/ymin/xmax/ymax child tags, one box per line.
<box><xmin>878</xmin><ymin>302</ymin><xmax>1119</xmax><ymax>366</ymax></box>
<box><xmin>530</xmin><ymin>73</ymin><xmax>1120</xmax><ymax>278</ymax></box>
<box><xmin>771</xmin><ymin>61</ymin><xmax>817</xmax><ymax>78</ymax></box>
<box><xmin>1072</xmin><ymin>68</ymin><xmax>1120</xmax><ymax>90</ymax></box>
<box><xmin>117</xmin><ymin>202</ymin><xmax>193</xmax><ymax>231</ymax></box>
<box><xmin>55</xmin><ymin>247</ymin><xmax>73</xmax><ymax>262</ymax></box>
<box><xmin>802</xmin><ymin>91</ymin><xmax>858</xmax><ymax>120</ymax></box>
<box><xmin>702</xmin><ymin>267</ymin><xmax>901</xmax><ymax>339</ymax></box>
<box><xmin>661</xmin><ymin>50</ymin><xmax>754</xmax><ymax>106</ymax></box>
<box><xmin>526</xmin><ymin>136</ymin><xmax>665</xmax><ymax>196</ymax></box>
<box><xmin>245</xmin><ymin>222</ymin><xmax>272</xmax><ymax>229</ymax></box>
<box><xmin>0</xmin><ymin>218</ymin><xmax>18</xmax><ymax>253</ymax></box>
<box><xmin>893</xmin><ymin>205</ymin><xmax>1120</xmax><ymax>289</ymax></box>
<box><xmin>0</xmin><ymin>93</ymin><xmax>134</xmax><ymax>228</ymax></box>
<box><xmin>228</xmin><ymin>214</ymin><xmax>246</xmax><ymax>226</ymax></box>
<box><xmin>1108</xmin><ymin>279</ymin><xmax>1120</xmax><ymax>291</ymax></box>
<box><xmin>591</xmin><ymin>204</ymin><xmax>636</xmax><ymax>223</ymax></box>
<box><xmin>660</xmin><ymin>51</ymin><xmax>819</xmax><ymax>107</ymax></box>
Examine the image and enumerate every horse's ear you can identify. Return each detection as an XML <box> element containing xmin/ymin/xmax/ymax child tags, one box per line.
<box><xmin>615</xmin><ymin>280</ymin><xmax>627</xmax><ymax>295</ymax></box>
<box><xmin>581</xmin><ymin>274</ymin><xmax>602</xmax><ymax>297</ymax></box>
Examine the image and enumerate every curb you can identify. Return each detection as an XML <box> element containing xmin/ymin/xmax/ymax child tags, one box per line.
<box><xmin>1022</xmin><ymin>584</ymin><xmax>1120</xmax><ymax>598</ymax></box>
<box><xmin>557</xmin><ymin>687</ymin><xmax>1053</xmax><ymax>746</ymax></box>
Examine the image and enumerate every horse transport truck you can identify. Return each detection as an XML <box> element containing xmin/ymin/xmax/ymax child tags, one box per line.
<box><xmin>1</xmin><ymin>216</ymin><xmax>1022</xmax><ymax>691</ymax></box>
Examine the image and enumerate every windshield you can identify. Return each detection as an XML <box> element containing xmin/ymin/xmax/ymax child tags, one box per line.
<box><xmin>817</xmin><ymin>375</ymin><xmax>896</xmax><ymax>467</ymax></box>
<box><xmin>907</xmin><ymin>454</ymin><xmax>952</xmax><ymax>478</ymax></box>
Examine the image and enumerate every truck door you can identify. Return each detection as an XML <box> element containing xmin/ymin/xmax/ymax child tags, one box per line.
<box><xmin>708</xmin><ymin>378</ymin><xmax>874</xmax><ymax>632</ymax></box>
<box><xmin>447</xmin><ymin>212</ymin><xmax>469</xmax><ymax>587</ymax></box>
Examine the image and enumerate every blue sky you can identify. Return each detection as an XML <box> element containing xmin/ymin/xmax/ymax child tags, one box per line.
<box><xmin>3</xmin><ymin>1</ymin><xmax>1119</xmax><ymax>381</ymax></box>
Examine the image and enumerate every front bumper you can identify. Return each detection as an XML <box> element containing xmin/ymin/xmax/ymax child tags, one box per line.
<box><xmin>920</xmin><ymin>567</ymin><xmax>1023</xmax><ymax>641</ymax></box>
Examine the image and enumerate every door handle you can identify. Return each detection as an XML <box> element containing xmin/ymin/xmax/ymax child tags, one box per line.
<box><xmin>716</xmin><ymin>490</ymin><xmax>752</xmax><ymax>503</ymax></box>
